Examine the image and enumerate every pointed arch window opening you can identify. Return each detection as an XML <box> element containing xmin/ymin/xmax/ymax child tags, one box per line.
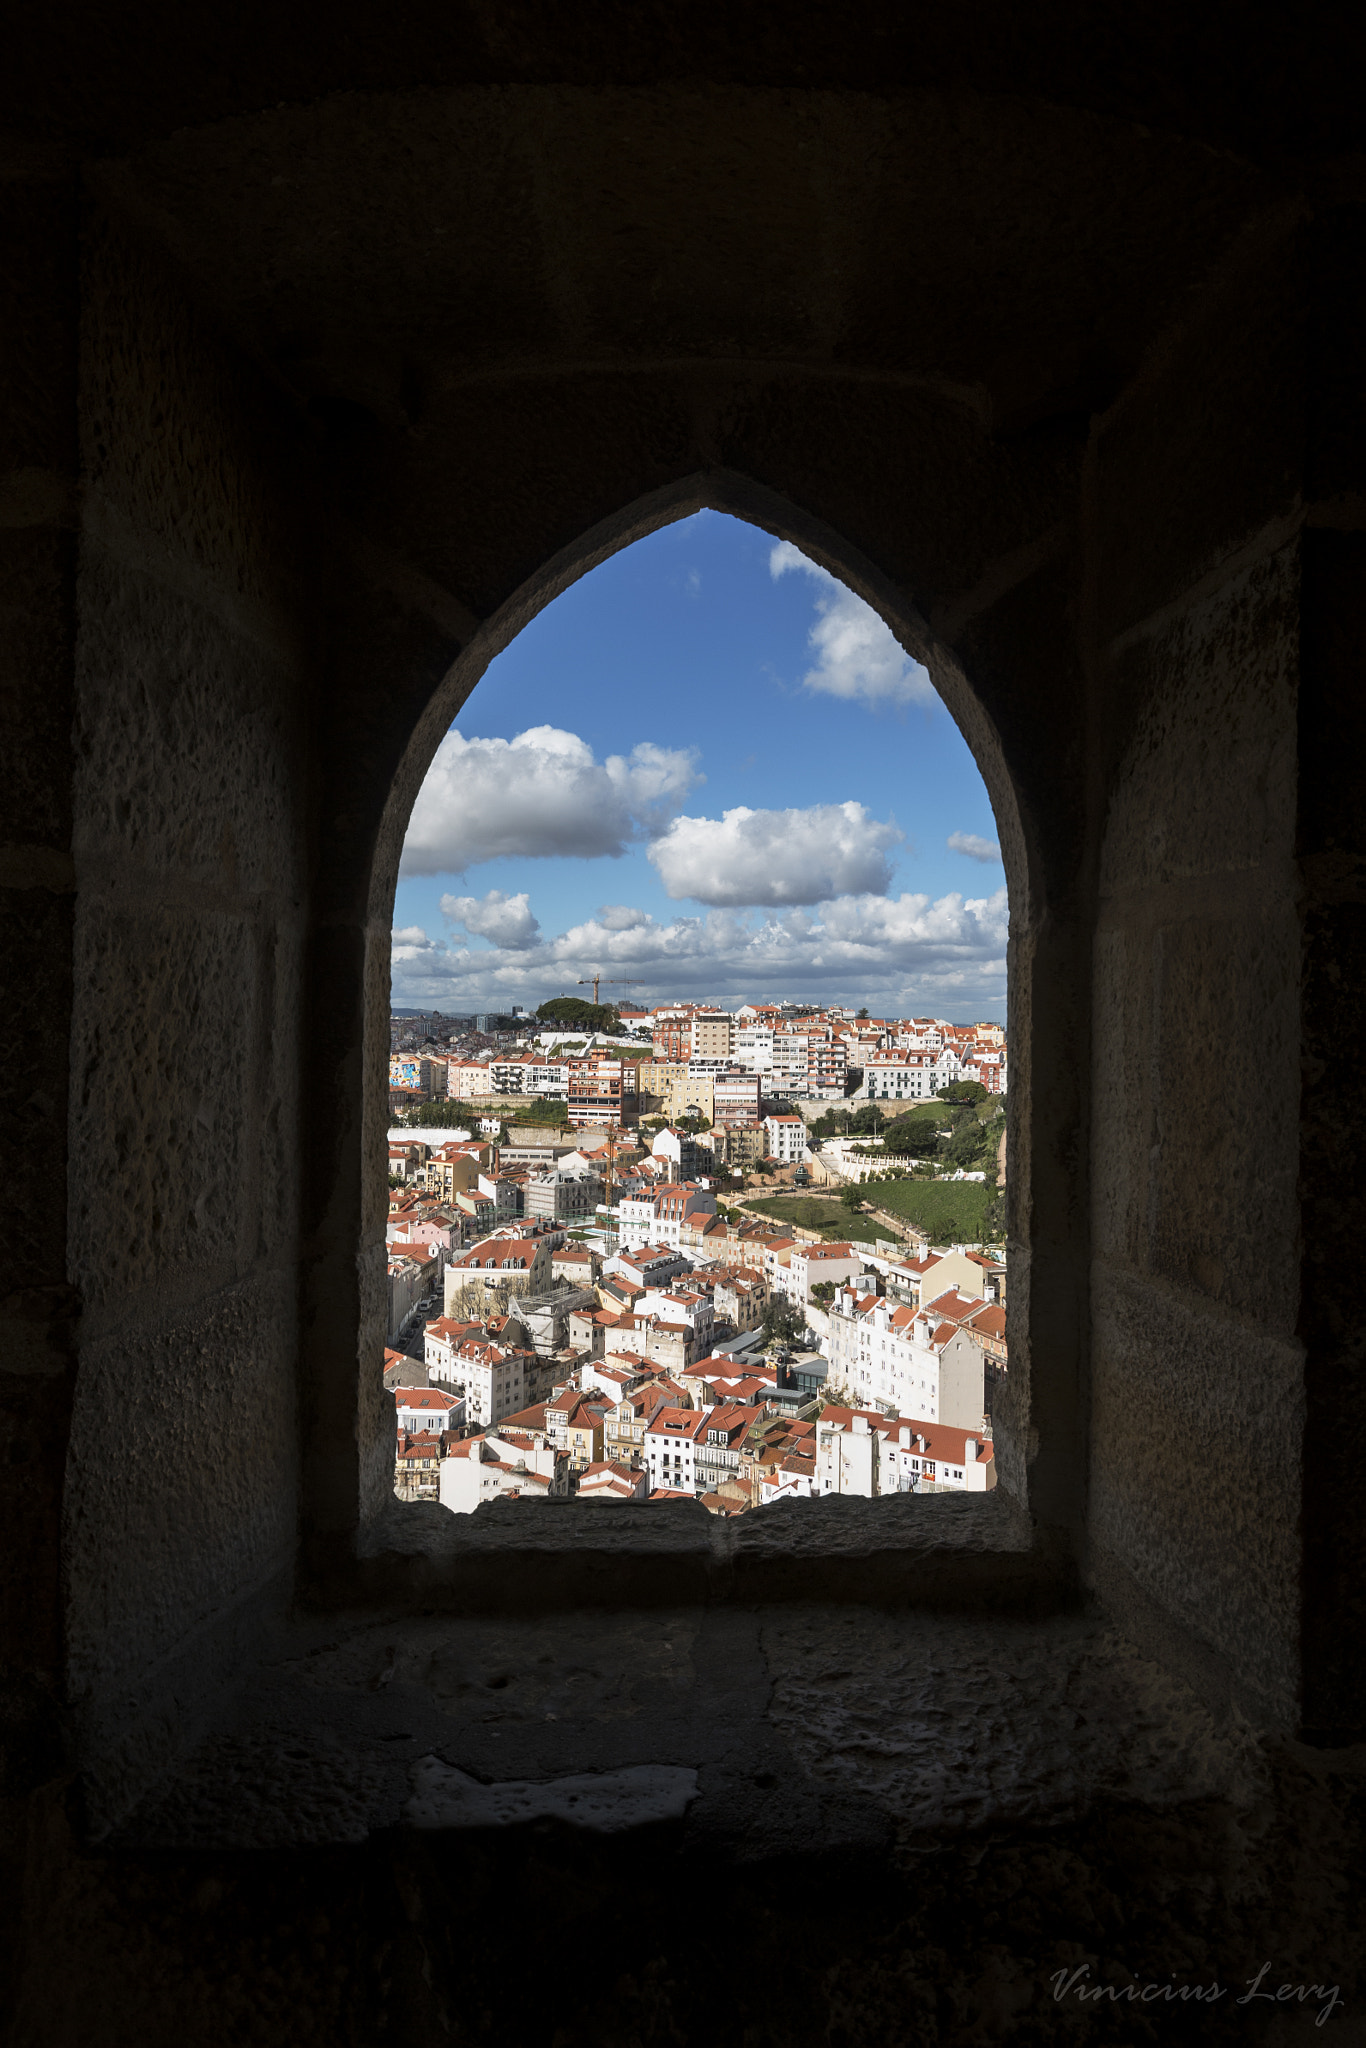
<box><xmin>373</xmin><ymin>478</ymin><xmax>1020</xmax><ymax>1523</ymax></box>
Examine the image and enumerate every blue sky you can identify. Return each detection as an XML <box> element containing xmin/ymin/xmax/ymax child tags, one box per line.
<box><xmin>392</xmin><ymin>512</ymin><xmax>1007</xmax><ymax>1020</ymax></box>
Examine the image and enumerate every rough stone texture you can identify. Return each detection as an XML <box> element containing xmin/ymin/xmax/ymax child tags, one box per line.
<box><xmin>1298</xmin><ymin>524</ymin><xmax>1366</xmax><ymax>1741</ymax></box>
<box><xmin>100</xmin><ymin>1607</ymin><xmax>1275</xmax><ymax>1852</ymax></box>
<box><xmin>1088</xmin><ymin>1282</ymin><xmax>1302</xmax><ymax>1720</ymax></box>
<box><xmin>12</xmin><ymin>1605</ymin><xmax>1363</xmax><ymax>2045</ymax></box>
<box><xmin>63</xmin><ymin>1272</ymin><xmax>297</xmax><ymax>1819</ymax></box>
<box><xmin>3</xmin><ymin>12</ymin><xmax>1366</xmax><ymax>2042</ymax></box>
<box><xmin>55</xmin><ymin>209</ymin><xmax>313</xmax><ymax>1841</ymax></box>
<box><xmin>1086</xmin><ymin>255</ymin><xmax>1308</xmax><ymax>1728</ymax></box>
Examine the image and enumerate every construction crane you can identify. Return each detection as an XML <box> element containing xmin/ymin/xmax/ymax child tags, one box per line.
<box><xmin>577</xmin><ymin>975</ymin><xmax>647</xmax><ymax>1006</ymax></box>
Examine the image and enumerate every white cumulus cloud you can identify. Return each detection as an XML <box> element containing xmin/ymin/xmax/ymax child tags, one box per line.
<box><xmin>947</xmin><ymin>830</ymin><xmax>1002</xmax><ymax>864</ymax></box>
<box><xmin>598</xmin><ymin>904</ymin><xmax>651</xmax><ymax>931</ymax></box>
<box><xmin>440</xmin><ymin>889</ymin><xmax>541</xmax><ymax>950</ymax></box>
<box><xmin>770</xmin><ymin>542</ymin><xmax>937</xmax><ymax>709</ymax></box>
<box><xmin>390</xmin><ymin>886</ymin><xmax>1007</xmax><ymax>1019</ymax></box>
<box><xmin>648</xmin><ymin>802</ymin><xmax>902</xmax><ymax>906</ymax></box>
<box><xmin>401</xmin><ymin>725</ymin><xmax>702</xmax><ymax>875</ymax></box>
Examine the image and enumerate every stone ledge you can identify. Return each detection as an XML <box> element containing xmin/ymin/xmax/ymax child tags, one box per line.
<box><xmin>112</xmin><ymin>1603</ymin><xmax>1284</xmax><ymax>1858</ymax></box>
<box><xmin>324</xmin><ymin>1487</ymin><xmax>1056</xmax><ymax>1618</ymax></box>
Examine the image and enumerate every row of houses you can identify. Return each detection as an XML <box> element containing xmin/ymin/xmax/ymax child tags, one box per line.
<box><xmin>391</xmin><ymin>1004</ymin><xmax>1006</xmax><ymax>1126</ymax></box>
<box><xmin>396</xmin><ymin>1343</ymin><xmax>995</xmax><ymax>1514</ymax></box>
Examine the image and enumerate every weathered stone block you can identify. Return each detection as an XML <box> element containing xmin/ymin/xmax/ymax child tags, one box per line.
<box><xmin>64</xmin><ymin>1268</ymin><xmax>297</xmax><ymax>1709</ymax></box>
<box><xmin>68</xmin><ymin>905</ymin><xmax>258</xmax><ymax>1317</ymax></box>
<box><xmin>1088</xmin><ymin>1270</ymin><xmax>1303</xmax><ymax>1723</ymax></box>
<box><xmin>73</xmin><ymin>547</ymin><xmax>305</xmax><ymax>900</ymax></box>
<box><xmin>1098</xmin><ymin>547</ymin><xmax>1298</xmax><ymax>891</ymax></box>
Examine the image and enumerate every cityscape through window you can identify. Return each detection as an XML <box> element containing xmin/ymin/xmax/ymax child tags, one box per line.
<box><xmin>385</xmin><ymin>513</ymin><xmax>1008</xmax><ymax>1514</ymax></box>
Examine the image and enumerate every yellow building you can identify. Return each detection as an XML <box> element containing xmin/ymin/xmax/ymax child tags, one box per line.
<box><xmin>663</xmin><ymin>1071</ymin><xmax>715</xmax><ymax>1122</ymax></box>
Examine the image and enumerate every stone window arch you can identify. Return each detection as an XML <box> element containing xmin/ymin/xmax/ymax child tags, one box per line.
<box><xmin>341</xmin><ymin>472</ymin><xmax>1044</xmax><ymax>1540</ymax></box>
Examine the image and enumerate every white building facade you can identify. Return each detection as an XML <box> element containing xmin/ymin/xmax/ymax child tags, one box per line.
<box><xmin>763</xmin><ymin>1113</ymin><xmax>808</xmax><ymax>1163</ymax></box>
<box><xmin>822</xmin><ymin>1288</ymin><xmax>986</xmax><ymax>1429</ymax></box>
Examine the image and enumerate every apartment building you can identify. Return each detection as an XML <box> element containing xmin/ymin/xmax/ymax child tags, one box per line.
<box><xmin>487</xmin><ymin>1053</ymin><xmax>535</xmax><ymax>1094</ymax></box>
<box><xmin>443</xmin><ymin>1232</ymin><xmax>553</xmax><ymax>1313</ymax></box>
<box><xmin>763</xmin><ymin>1112</ymin><xmax>808</xmax><ymax>1163</ymax></box>
<box><xmin>713</xmin><ymin>1070</ymin><xmax>762</xmax><ymax>1125</ymax></box>
<box><xmin>768</xmin><ymin>1030</ymin><xmax>810</xmax><ymax>1094</ymax></box>
<box><xmin>387</xmin><ymin>1251</ymin><xmax>435</xmax><ymax>1340</ymax></box>
<box><xmin>637</xmin><ymin>1286</ymin><xmax>715</xmax><ymax>1352</ymax></box>
<box><xmin>643</xmin><ymin>1062</ymin><xmax>715</xmax><ymax>1122</ymax></box>
<box><xmin>643</xmin><ymin>1406</ymin><xmax>708</xmax><ymax>1494</ymax></box>
<box><xmin>705</xmin><ymin>1121</ymin><xmax>766</xmax><ymax>1169</ymax></box>
<box><xmin>524</xmin><ymin>1169</ymin><xmax>604</xmax><ymax>1222</ymax></box>
<box><xmin>650</xmin><ymin>1009</ymin><xmax>697</xmax><ymax>1062</ymax></box>
<box><xmin>733</xmin><ymin>1023</ymin><xmax>774</xmax><ymax>1071</ymax></box>
<box><xmin>815</xmin><ymin>1405</ymin><xmax>996</xmax><ymax>1497</ymax></box>
<box><xmin>544</xmin><ymin>1389</ymin><xmax>608</xmax><ymax>1469</ymax></box>
<box><xmin>446</xmin><ymin>1058</ymin><xmax>495</xmax><ymax>1100</ymax></box>
<box><xmin>577</xmin><ymin>1462</ymin><xmax>649</xmax><ymax>1501</ymax></box>
<box><xmin>651</xmin><ymin>1183</ymin><xmax>718</xmax><ymax>1248</ymax></box>
<box><xmin>690</xmin><ymin>1011</ymin><xmax>735</xmax><ymax>1059</ymax></box>
<box><xmin>614</xmin><ymin>1182</ymin><xmax>716</xmax><ymax>1250</ymax></box>
<box><xmin>823</xmin><ymin>1286</ymin><xmax>986</xmax><ymax>1428</ymax></box>
<box><xmin>439</xmin><ymin>1425</ymin><xmax>568</xmax><ymax>1511</ymax></box>
<box><xmin>857</xmin><ymin>1050</ymin><xmax>939</xmax><ymax>1102</ymax></box>
<box><xmin>602</xmin><ymin>1381</ymin><xmax>667</xmax><ymax>1466</ymax></box>
<box><xmin>394</xmin><ymin>1386</ymin><xmax>465</xmax><ymax>1434</ymax></box>
<box><xmin>567</xmin><ymin>1053</ymin><xmax>638</xmax><ymax>1128</ymax></box>
<box><xmin>605</xmin><ymin>1243</ymin><xmax>692</xmax><ymax>1288</ymax></box>
<box><xmin>958</xmin><ymin>1043</ymin><xmax>1007</xmax><ymax>1094</ymax></box>
<box><xmin>693</xmin><ymin>1403</ymin><xmax>754</xmax><ymax>1497</ymax></box>
<box><xmin>710</xmin><ymin>1267</ymin><xmax>769</xmax><ymax>1331</ymax></box>
<box><xmin>650</xmin><ymin>1126</ymin><xmax>709</xmax><ymax>1181</ymax></box>
<box><xmin>389</xmin><ymin>1054</ymin><xmax>439</xmax><ymax>1096</ymax></box>
<box><xmin>422</xmin><ymin>1142</ymin><xmax>493</xmax><ymax>1201</ymax></box>
<box><xmin>441</xmin><ymin>1332</ymin><xmax>542</xmax><ymax>1429</ymax></box>
<box><xmin>784</xmin><ymin>1240</ymin><xmax>865</xmax><ymax>1303</ymax></box>
<box><xmin>394</xmin><ymin>1430</ymin><xmax>444</xmax><ymax>1502</ymax></box>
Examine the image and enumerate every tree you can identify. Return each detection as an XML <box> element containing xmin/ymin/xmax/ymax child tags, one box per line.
<box><xmin>947</xmin><ymin>1120</ymin><xmax>987</xmax><ymax>1167</ymax></box>
<box><xmin>536</xmin><ymin>995</ymin><xmax>624</xmax><ymax>1034</ymax></box>
<box><xmin>936</xmin><ymin>1079</ymin><xmax>989</xmax><ymax>1105</ymax></box>
<box><xmin>840</xmin><ymin>1182</ymin><xmax>863</xmax><ymax>1212</ymax></box>
<box><xmin>847</xmin><ymin>1103</ymin><xmax>885</xmax><ymax>1136</ymax></box>
<box><xmin>856</xmin><ymin>1007</ymin><xmax>869</xmax><ymax>1020</ymax></box>
<box><xmin>404</xmin><ymin>1099</ymin><xmax>481</xmax><ymax>1129</ymax></box>
<box><xmin>883</xmin><ymin>1115</ymin><xmax>941</xmax><ymax>1156</ymax></box>
<box><xmin>761</xmin><ymin>1296</ymin><xmax>806</xmax><ymax>1346</ymax></box>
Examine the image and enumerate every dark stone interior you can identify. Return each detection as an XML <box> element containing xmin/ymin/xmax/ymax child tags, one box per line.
<box><xmin>3</xmin><ymin>8</ymin><xmax>1365</xmax><ymax>2040</ymax></box>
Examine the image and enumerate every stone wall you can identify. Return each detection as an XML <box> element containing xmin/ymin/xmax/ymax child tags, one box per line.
<box><xmin>3</xmin><ymin>16</ymin><xmax>1366</xmax><ymax>2041</ymax></box>
<box><xmin>61</xmin><ymin>212</ymin><xmax>317</xmax><ymax>1821</ymax></box>
<box><xmin>1085</xmin><ymin>225</ymin><xmax>1307</xmax><ymax>1726</ymax></box>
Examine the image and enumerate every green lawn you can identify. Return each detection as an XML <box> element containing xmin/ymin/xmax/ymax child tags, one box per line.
<box><xmin>863</xmin><ymin>1176</ymin><xmax>996</xmax><ymax>1241</ymax></box>
<box><xmin>743</xmin><ymin>1195</ymin><xmax>903</xmax><ymax>1246</ymax></box>
<box><xmin>746</xmin><ymin>1179</ymin><xmax>997</xmax><ymax>1245</ymax></box>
